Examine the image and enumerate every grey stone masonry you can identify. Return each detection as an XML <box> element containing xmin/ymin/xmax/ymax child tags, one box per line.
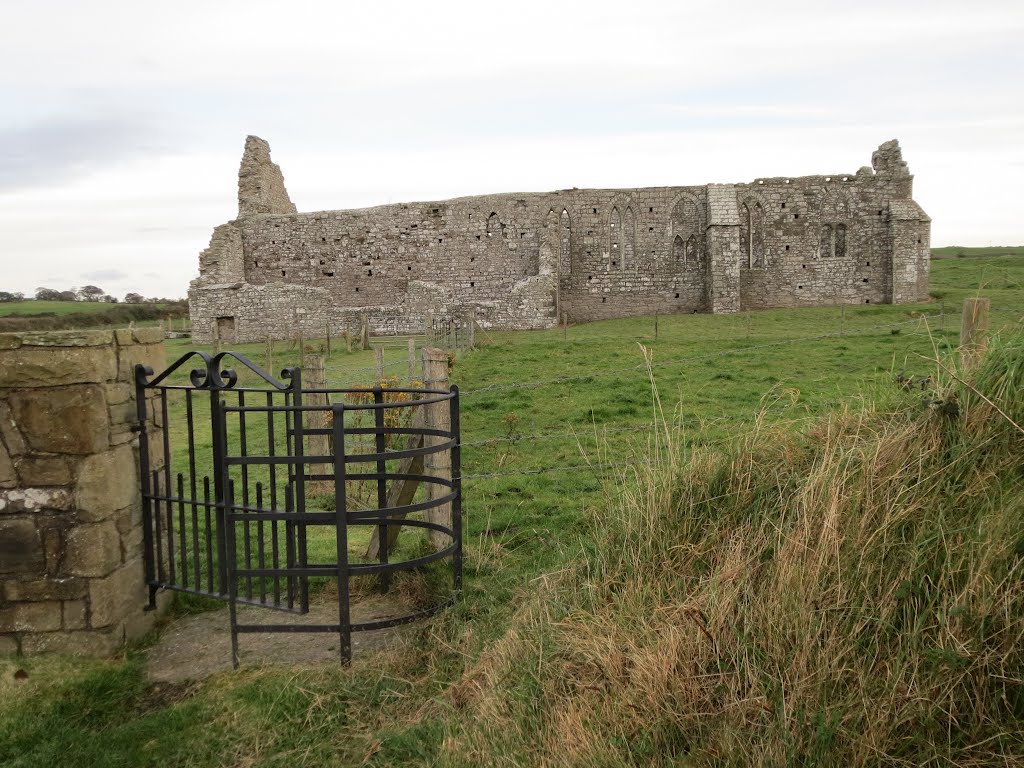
<box><xmin>0</xmin><ymin>329</ymin><xmax>168</xmax><ymax>656</ymax></box>
<box><xmin>189</xmin><ymin>137</ymin><xmax>931</xmax><ymax>342</ymax></box>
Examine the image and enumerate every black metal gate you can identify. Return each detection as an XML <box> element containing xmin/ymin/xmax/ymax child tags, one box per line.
<box><xmin>135</xmin><ymin>351</ymin><xmax>461</xmax><ymax>665</ymax></box>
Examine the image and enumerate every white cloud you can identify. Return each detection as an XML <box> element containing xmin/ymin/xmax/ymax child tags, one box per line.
<box><xmin>1</xmin><ymin>0</ymin><xmax>1022</xmax><ymax>297</ymax></box>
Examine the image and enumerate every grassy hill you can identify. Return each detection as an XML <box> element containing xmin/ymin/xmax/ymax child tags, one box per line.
<box><xmin>1</xmin><ymin>257</ymin><xmax>1023</xmax><ymax>766</ymax></box>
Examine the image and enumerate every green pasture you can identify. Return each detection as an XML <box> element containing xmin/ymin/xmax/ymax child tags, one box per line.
<box><xmin>0</xmin><ymin>301</ymin><xmax>122</xmax><ymax>316</ymax></box>
<box><xmin>2</xmin><ymin>255</ymin><xmax>1024</xmax><ymax>767</ymax></box>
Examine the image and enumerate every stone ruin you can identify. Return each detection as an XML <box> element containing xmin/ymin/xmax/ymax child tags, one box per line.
<box><xmin>188</xmin><ymin>137</ymin><xmax>931</xmax><ymax>343</ymax></box>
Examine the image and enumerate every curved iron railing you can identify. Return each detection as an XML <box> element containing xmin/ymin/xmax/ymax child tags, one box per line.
<box><xmin>136</xmin><ymin>353</ymin><xmax>461</xmax><ymax>666</ymax></box>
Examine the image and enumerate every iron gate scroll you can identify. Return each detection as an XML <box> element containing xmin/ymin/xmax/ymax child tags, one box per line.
<box><xmin>135</xmin><ymin>351</ymin><xmax>462</xmax><ymax>665</ymax></box>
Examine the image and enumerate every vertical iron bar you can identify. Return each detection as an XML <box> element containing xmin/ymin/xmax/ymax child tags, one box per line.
<box><xmin>134</xmin><ymin>368</ymin><xmax>157</xmax><ymax>608</ymax></box>
<box><xmin>185</xmin><ymin>390</ymin><xmax>200</xmax><ymax>590</ymax></box>
<box><xmin>203</xmin><ymin>476</ymin><xmax>214</xmax><ymax>590</ymax></box>
<box><xmin>226</xmin><ymin>479</ymin><xmax>240</xmax><ymax>669</ymax></box>
<box><xmin>266</xmin><ymin>391</ymin><xmax>280</xmax><ymax>606</ymax></box>
<box><xmin>177</xmin><ymin>473</ymin><xmax>188</xmax><ymax>589</ymax></box>
<box><xmin>211</xmin><ymin>390</ymin><xmax>228</xmax><ymax>596</ymax></box>
<box><xmin>152</xmin><ymin>469</ymin><xmax>164</xmax><ymax>584</ymax></box>
<box><xmin>372</xmin><ymin>387</ymin><xmax>390</xmax><ymax>592</ymax></box>
<box><xmin>283</xmin><ymin>387</ymin><xmax>294</xmax><ymax>609</ymax></box>
<box><xmin>285</xmin><ymin>484</ymin><xmax>295</xmax><ymax>610</ymax></box>
<box><xmin>291</xmin><ymin>370</ymin><xmax>309</xmax><ymax>613</ymax></box>
<box><xmin>256</xmin><ymin>482</ymin><xmax>266</xmax><ymax>604</ymax></box>
<box><xmin>161</xmin><ymin>394</ymin><xmax>175</xmax><ymax>585</ymax></box>
<box><xmin>238</xmin><ymin>390</ymin><xmax>252</xmax><ymax>601</ymax></box>
<box><xmin>450</xmin><ymin>386</ymin><xmax>463</xmax><ymax>591</ymax></box>
<box><xmin>331</xmin><ymin>404</ymin><xmax>352</xmax><ymax>664</ymax></box>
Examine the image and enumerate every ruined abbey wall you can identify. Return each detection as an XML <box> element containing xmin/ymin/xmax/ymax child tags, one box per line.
<box><xmin>189</xmin><ymin>137</ymin><xmax>930</xmax><ymax>343</ymax></box>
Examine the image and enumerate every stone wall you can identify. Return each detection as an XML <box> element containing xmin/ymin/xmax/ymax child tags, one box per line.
<box><xmin>0</xmin><ymin>328</ymin><xmax>166</xmax><ymax>655</ymax></box>
<box><xmin>189</xmin><ymin>137</ymin><xmax>931</xmax><ymax>342</ymax></box>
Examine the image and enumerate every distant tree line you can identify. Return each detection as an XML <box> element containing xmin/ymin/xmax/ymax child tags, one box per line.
<box><xmin>0</xmin><ymin>286</ymin><xmax>185</xmax><ymax>304</ymax></box>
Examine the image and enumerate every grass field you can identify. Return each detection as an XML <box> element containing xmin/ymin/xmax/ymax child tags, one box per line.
<box><xmin>2</xmin><ymin>256</ymin><xmax>1023</xmax><ymax>766</ymax></box>
<box><xmin>0</xmin><ymin>301</ymin><xmax>126</xmax><ymax>316</ymax></box>
<box><xmin>931</xmin><ymin>245</ymin><xmax>1024</xmax><ymax>258</ymax></box>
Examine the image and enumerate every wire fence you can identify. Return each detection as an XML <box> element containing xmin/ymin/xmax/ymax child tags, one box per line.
<box><xmin>301</xmin><ymin>304</ymin><xmax>1024</xmax><ymax>484</ymax></box>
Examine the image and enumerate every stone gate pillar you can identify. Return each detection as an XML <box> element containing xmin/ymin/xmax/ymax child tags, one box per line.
<box><xmin>0</xmin><ymin>328</ymin><xmax>166</xmax><ymax>655</ymax></box>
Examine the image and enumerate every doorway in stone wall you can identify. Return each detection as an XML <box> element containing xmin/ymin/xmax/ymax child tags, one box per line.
<box><xmin>216</xmin><ymin>316</ymin><xmax>236</xmax><ymax>344</ymax></box>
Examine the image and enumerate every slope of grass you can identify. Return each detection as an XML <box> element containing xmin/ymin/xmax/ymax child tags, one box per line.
<box><xmin>1</xmin><ymin>258</ymin><xmax>1023</xmax><ymax>766</ymax></box>
<box><xmin>435</xmin><ymin>332</ymin><xmax>1024</xmax><ymax>766</ymax></box>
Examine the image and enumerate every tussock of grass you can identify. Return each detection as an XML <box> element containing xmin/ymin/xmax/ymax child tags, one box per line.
<box><xmin>440</xmin><ymin>335</ymin><xmax>1024</xmax><ymax>767</ymax></box>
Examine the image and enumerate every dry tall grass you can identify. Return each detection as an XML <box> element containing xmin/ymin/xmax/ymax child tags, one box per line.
<box><xmin>439</xmin><ymin>334</ymin><xmax>1024</xmax><ymax>767</ymax></box>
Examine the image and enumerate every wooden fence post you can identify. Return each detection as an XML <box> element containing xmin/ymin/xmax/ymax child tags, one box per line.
<box><xmin>422</xmin><ymin>346</ymin><xmax>452</xmax><ymax>551</ymax></box>
<box><xmin>265</xmin><ymin>336</ymin><xmax>274</xmax><ymax>373</ymax></box>
<box><xmin>467</xmin><ymin>310</ymin><xmax>476</xmax><ymax>350</ymax></box>
<box><xmin>213</xmin><ymin>321</ymin><xmax>221</xmax><ymax>354</ymax></box>
<box><xmin>325</xmin><ymin>323</ymin><xmax>331</xmax><ymax>357</ymax></box>
<box><xmin>302</xmin><ymin>354</ymin><xmax>331</xmax><ymax>491</ymax></box>
<box><xmin>375</xmin><ymin>347</ymin><xmax>385</xmax><ymax>382</ymax></box>
<box><xmin>960</xmin><ymin>297</ymin><xmax>990</xmax><ymax>368</ymax></box>
<box><xmin>360</xmin><ymin>317</ymin><xmax>370</xmax><ymax>351</ymax></box>
<box><xmin>408</xmin><ymin>337</ymin><xmax>417</xmax><ymax>384</ymax></box>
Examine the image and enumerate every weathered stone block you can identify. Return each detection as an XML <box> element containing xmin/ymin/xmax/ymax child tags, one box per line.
<box><xmin>108</xmin><ymin>400</ymin><xmax>136</xmax><ymax>426</ymax></box>
<box><xmin>0</xmin><ymin>346</ymin><xmax>116</xmax><ymax>387</ymax></box>
<box><xmin>20</xmin><ymin>628</ymin><xmax>121</xmax><ymax>656</ymax></box>
<box><xmin>0</xmin><ymin>635</ymin><xmax>18</xmax><ymax>655</ymax></box>
<box><xmin>65</xmin><ymin>522</ymin><xmax>122</xmax><ymax>577</ymax></box>
<box><xmin>0</xmin><ymin>439</ymin><xmax>14</xmax><ymax>489</ymax></box>
<box><xmin>104</xmin><ymin>382</ymin><xmax>134</xmax><ymax>406</ymax></box>
<box><xmin>0</xmin><ymin>402</ymin><xmax>27</xmax><ymax>457</ymax></box>
<box><xmin>0</xmin><ymin>518</ymin><xmax>43</xmax><ymax>574</ymax></box>
<box><xmin>8</xmin><ymin>385</ymin><xmax>108</xmax><ymax>455</ymax></box>
<box><xmin>0</xmin><ymin>335</ymin><xmax>22</xmax><ymax>351</ymax></box>
<box><xmin>75</xmin><ymin>444</ymin><xmax>137</xmax><ymax>521</ymax></box>
<box><xmin>14</xmin><ymin>455</ymin><xmax>71</xmax><ymax>486</ymax></box>
<box><xmin>63</xmin><ymin>600</ymin><xmax>87</xmax><ymax>630</ymax></box>
<box><xmin>4</xmin><ymin>576</ymin><xmax>86</xmax><ymax>601</ymax></box>
<box><xmin>114</xmin><ymin>329</ymin><xmax>134</xmax><ymax>346</ymax></box>
<box><xmin>0</xmin><ymin>487</ymin><xmax>72</xmax><ymax>515</ymax></box>
<box><xmin>117</xmin><ymin>343</ymin><xmax>166</xmax><ymax>383</ymax></box>
<box><xmin>18</xmin><ymin>330</ymin><xmax>113</xmax><ymax>348</ymax></box>
<box><xmin>42</xmin><ymin>526</ymin><xmax>63</xmax><ymax>577</ymax></box>
<box><xmin>132</xmin><ymin>329</ymin><xmax>164</xmax><ymax>345</ymax></box>
<box><xmin>0</xmin><ymin>601</ymin><xmax>62</xmax><ymax>632</ymax></box>
<box><xmin>89</xmin><ymin>558</ymin><xmax>145</xmax><ymax>628</ymax></box>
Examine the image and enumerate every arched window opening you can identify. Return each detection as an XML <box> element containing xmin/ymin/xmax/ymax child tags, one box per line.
<box><xmin>486</xmin><ymin>212</ymin><xmax>499</xmax><ymax>238</ymax></box>
<box><xmin>820</xmin><ymin>224</ymin><xmax>833</xmax><ymax>258</ymax></box>
<box><xmin>740</xmin><ymin>202</ymin><xmax>752</xmax><ymax>268</ymax></box>
<box><xmin>609</xmin><ymin>207</ymin><xmax>622</xmax><ymax>269</ymax></box>
<box><xmin>672</xmin><ymin>234</ymin><xmax>686</xmax><ymax>262</ymax></box>
<box><xmin>835</xmin><ymin>223</ymin><xmax>847</xmax><ymax>258</ymax></box>
<box><xmin>560</xmin><ymin>209</ymin><xmax>571</xmax><ymax>279</ymax></box>
<box><xmin>623</xmin><ymin>207</ymin><xmax>636</xmax><ymax>270</ymax></box>
<box><xmin>685</xmin><ymin>234</ymin><xmax>698</xmax><ymax>264</ymax></box>
<box><xmin>752</xmin><ymin>203</ymin><xmax>766</xmax><ymax>267</ymax></box>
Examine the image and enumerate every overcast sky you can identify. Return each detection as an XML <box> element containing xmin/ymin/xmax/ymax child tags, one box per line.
<box><xmin>2</xmin><ymin>0</ymin><xmax>1022</xmax><ymax>300</ymax></box>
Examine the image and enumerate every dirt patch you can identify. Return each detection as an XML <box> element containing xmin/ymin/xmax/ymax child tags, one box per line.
<box><xmin>145</xmin><ymin>595</ymin><xmax>411</xmax><ymax>683</ymax></box>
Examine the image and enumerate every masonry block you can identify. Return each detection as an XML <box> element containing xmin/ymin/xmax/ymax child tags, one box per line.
<box><xmin>0</xmin><ymin>518</ymin><xmax>43</xmax><ymax>574</ymax></box>
<box><xmin>75</xmin><ymin>444</ymin><xmax>138</xmax><ymax>522</ymax></box>
<box><xmin>65</xmin><ymin>522</ymin><xmax>122</xmax><ymax>578</ymax></box>
<box><xmin>8</xmin><ymin>385</ymin><xmax>108</xmax><ymax>455</ymax></box>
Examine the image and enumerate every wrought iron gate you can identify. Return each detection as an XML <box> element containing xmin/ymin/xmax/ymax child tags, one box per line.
<box><xmin>135</xmin><ymin>351</ymin><xmax>461</xmax><ymax>665</ymax></box>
